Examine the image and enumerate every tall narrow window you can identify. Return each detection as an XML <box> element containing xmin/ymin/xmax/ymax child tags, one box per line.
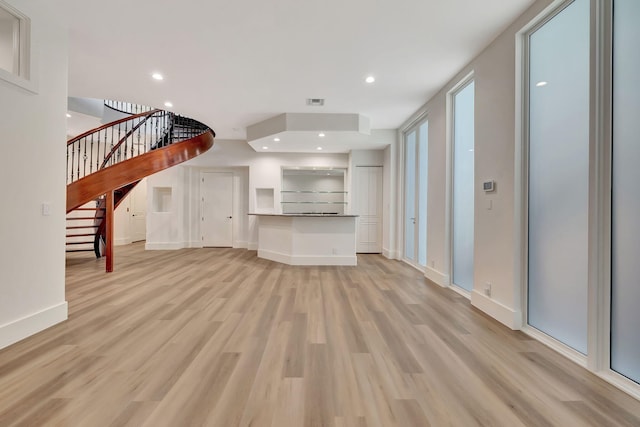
<box><xmin>611</xmin><ymin>0</ymin><xmax>640</xmax><ymax>384</ymax></box>
<box><xmin>404</xmin><ymin>130</ymin><xmax>416</xmax><ymax>262</ymax></box>
<box><xmin>527</xmin><ymin>0</ymin><xmax>590</xmax><ymax>354</ymax></box>
<box><xmin>452</xmin><ymin>80</ymin><xmax>475</xmax><ymax>292</ymax></box>
<box><xmin>403</xmin><ymin>118</ymin><xmax>428</xmax><ymax>268</ymax></box>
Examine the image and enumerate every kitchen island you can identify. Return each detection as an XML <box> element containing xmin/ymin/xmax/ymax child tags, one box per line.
<box><xmin>249</xmin><ymin>213</ymin><xmax>358</xmax><ymax>266</ymax></box>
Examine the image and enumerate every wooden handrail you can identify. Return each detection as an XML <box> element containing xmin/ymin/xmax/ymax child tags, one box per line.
<box><xmin>66</xmin><ymin>130</ymin><xmax>214</xmax><ymax>212</ymax></box>
<box><xmin>67</xmin><ymin>109</ymin><xmax>163</xmax><ymax>146</ymax></box>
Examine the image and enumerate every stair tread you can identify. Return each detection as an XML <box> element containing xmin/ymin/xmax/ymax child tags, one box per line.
<box><xmin>66</xmin><ymin>241</ymin><xmax>94</xmax><ymax>245</ymax></box>
<box><xmin>66</xmin><ymin>225</ymin><xmax>99</xmax><ymax>229</ymax></box>
<box><xmin>66</xmin><ymin>249</ymin><xmax>96</xmax><ymax>253</ymax></box>
<box><xmin>66</xmin><ymin>233</ymin><xmax>96</xmax><ymax>238</ymax></box>
<box><xmin>67</xmin><ymin>216</ymin><xmax>104</xmax><ymax>220</ymax></box>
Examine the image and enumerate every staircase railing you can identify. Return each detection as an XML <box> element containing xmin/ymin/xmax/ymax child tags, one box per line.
<box><xmin>66</xmin><ymin>108</ymin><xmax>214</xmax><ymax>273</ymax></box>
<box><xmin>104</xmin><ymin>99</ymin><xmax>155</xmax><ymax>115</ymax></box>
<box><xmin>67</xmin><ymin>110</ymin><xmax>212</xmax><ymax>184</ymax></box>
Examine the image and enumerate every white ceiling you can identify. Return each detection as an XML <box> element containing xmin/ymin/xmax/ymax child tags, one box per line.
<box><xmin>61</xmin><ymin>0</ymin><xmax>535</xmax><ymax>151</ymax></box>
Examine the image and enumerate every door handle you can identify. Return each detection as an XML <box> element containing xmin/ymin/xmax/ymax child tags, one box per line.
<box><xmin>227</xmin><ymin>216</ymin><xmax>233</xmax><ymax>219</ymax></box>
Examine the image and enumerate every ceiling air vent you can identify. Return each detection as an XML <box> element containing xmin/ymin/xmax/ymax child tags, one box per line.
<box><xmin>306</xmin><ymin>98</ymin><xmax>325</xmax><ymax>106</ymax></box>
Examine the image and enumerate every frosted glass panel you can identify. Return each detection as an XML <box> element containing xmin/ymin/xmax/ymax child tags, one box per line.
<box><xmin>404</xmin><ymin>131</ymin><xmax>416</xmax><ymax>261</ymax></box>
<box><xmin>418</xmin><ymin>121</ymin><xmax>428</xmax><ymax>267</ymax></box>
<box><xmin>611</xmin><ymin>0</ymin><xmax>640</xmax><ymax>384</ymax></box>
<box><xmin>452</xmin><ymin>81</ymin><xmax>474</xmax><ymax>292</ymax></box>
<box><xmin>527</xmin><ymin>0</ymin><xmax>589</xmax><ymax>354</ymax></box>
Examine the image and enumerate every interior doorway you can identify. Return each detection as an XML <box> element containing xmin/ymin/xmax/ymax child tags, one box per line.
<box><xmin>201</xmin><ymin>172</ymin><xmax>234</xmax><ymax>247</ymax></box>
<box><xmin>129</xmin><ymin>179</ymin><xmax>147</xmax><ymax>242</ymax></box>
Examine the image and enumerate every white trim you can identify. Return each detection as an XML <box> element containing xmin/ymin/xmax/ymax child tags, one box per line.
<box><xmin>114</xmin><ymin>237</ymin><xmax>131</xmax><ymax>246</ymax></box>
<box><xmin>234</xmin><ymin>240</ymin><xmax>248</xmax><ymax>249</ymax></box>
<box><xmin>591</xmin><ymin>0</ymin><xmax>612</xmax><ymax>376</ymax></box>
<box><xmin>0</xmin><ymin>302</ymin><xmax>68</xmax><ymax>350</ymax></box>
<box><xmin>449</xmin><ymin>285</ymin><xmax>471</xmax><ymax>300</ymax></box>
<box><xmin>471</xmin><ymin>290</ymin><xmax>522</xmax><ymax>330</ymax></box>
<box><xmin>257</xmin><ymin>249</ymin><xmax>357</xmax><ymax>266</ymax></box>
<box><xmin>599</xmin><ymin>370</ymin><xmax>640</xmax><ymax>401</ymax></box>
<box><xmin>522</xmin><ymin>325</ymin><xmax>588</xmax><ymax>368</ymax></box>
<box><xmin>424</xmin><ymin>266</ymin><xmax>449</xmax><ymax>288</ymax></box>
<box><xmin>514</xmin><ymin>3</ymin><xmax>528</xmax><ymax>330</ymax></box>
<box><xmin>248</xmin><ymin>242</ymin><xmax>258</xmax><ymax>251</ymax></box>
<box><xmin>145</xmin><ymin>242</ymin><xmax>185</xmax><ymax>250</ymax></box>
<box><xmin>382</xmin><ymin>248</ymin><xmax>400</xmax><ymax>260</ymax></box>
<box><xmin>187</xmin><ymin>240</ymin><xmax>203</xmax><ymax>249</ymax></box>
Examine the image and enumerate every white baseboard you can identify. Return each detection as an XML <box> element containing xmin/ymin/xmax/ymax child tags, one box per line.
<box><xmin>0</xmin><ymin>302</ymin><xmax>68</xmax><ymax>350</ymax></box>
<box><xmin>234</xmin><ymin>240</ymin><xmax>248</xmax><ymax>249</ymax></box>
<box><xmin>187</xmin><ymin>241</ymin><xmax>203</xmax><ymax>248</ymax></box>
<box><xmin>382</xmin><ymin>248</ymin><xmax>400</xmax><ymax>259</ymax></box>
<box><xmin>424</xmin><ymin>266</ymin><xmax>449</xmax><ymax>288</ymax></box>
<box><xmin>258</xmin><ymin>249</ymin><xmax>357</xmax><ymax>266</ymax></box>
<box><xmin>248</xmin><ymin>242</ymin><xmax>258</xmax><ymax>251</ymax></box>
<box><xmin>145</xmin><ymin>242</ymin><xmax>185</xmax><ymax>250</ymax></box>
<box><xmin>471</xmin><ymin>290</ymin><xmax>522</xmax><ymax>330</ymax></box>
<box><xmin>521</xmin><ymin>325</ymin><xmax>586</xmax><ymax>367</ymax></box>
<box><xmin>114</xmin><ymin>237</ymin><xmax>131</xmax><ymax>246</ymax></box>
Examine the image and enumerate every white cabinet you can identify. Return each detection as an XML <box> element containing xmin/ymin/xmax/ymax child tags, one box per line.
<box><xmin>354</xmin><ymin>166</ymin><xmax>382</xmax><ymax>253</ymax></box>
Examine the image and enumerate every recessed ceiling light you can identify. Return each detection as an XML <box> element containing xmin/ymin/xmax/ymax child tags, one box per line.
<box><xmin>317</xmin><ymin>147</ymin><xmax>323</xmax><ymax>151</ymax></box>
<box><xmin>536</xmin><ymin>81</ymin><xmax>548</xmax><ymax>87</ymax></box>
<box><xmin>66</xmin><ymin>113</ymin><xmax>71</xmax><ymax>118</ymax></box>
<box><xmin>262</xmin><ymin>146</ymin><xmax>268</xmax><ymax>150</ymax></box>
<box><xmin>164</xmin><ymin>101</ymin><xmax>173</xmax><ymax>107</ymax></box>
<box><xmin>273</xmin><ymin>137</ymin><xmax>280</xmax><ymax>142</ymax></box>
<box><xmin>365</xmin><ymin>75</ymin><xmax>376</xmax><ymax>84</ymax></box>
<box><xmin>152</xmin><ymin>73</ymin><xmax>164</xmax><ymax>81</ymax></box>
<box><xmin>318</xmin><ymin>132</ymin><xmax>325</xmax><ymax>137</ymax></box>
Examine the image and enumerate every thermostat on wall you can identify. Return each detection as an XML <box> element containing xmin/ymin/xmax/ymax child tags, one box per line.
<box><xmin>483</xmin><ymin>180</ymin><xmax>495</xmax><ymax>192</ymax></box>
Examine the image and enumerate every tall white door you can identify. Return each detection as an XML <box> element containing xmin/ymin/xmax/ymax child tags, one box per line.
<box><xmin>355</xmin><ymin>166</ymin><xmax>382</xmax><ymax>253</ymax></box>
<box><xmin>202</xmin><ymin>172</ymin><xmax>233</xmax><ymax>247</ymax></box>
<box><xmin>403</xmin><ymin>119</ymin><xmax>428</xmax><ymax>268</ymax></box>
<box><xmin>130</xmin><ymin>179</ymin><xmax>147</xmax><ymax>242</ymax></box>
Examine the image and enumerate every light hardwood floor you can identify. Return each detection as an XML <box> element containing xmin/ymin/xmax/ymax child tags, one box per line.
<box><xmin>0</xmin><ymin>244</ymin><xmax>639</xmax><ymax>426</ymax></box>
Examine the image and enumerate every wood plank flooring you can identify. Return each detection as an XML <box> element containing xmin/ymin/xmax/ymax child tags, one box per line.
<box><xmin>0</xmin><ymin>243</ymin><xmax>639</xmax><ymax>426</ymax></box>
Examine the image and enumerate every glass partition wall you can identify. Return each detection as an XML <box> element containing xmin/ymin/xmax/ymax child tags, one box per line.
<box><xmin>522</xmin><ymin>0</ymin><xmax>640</xmax><ymax>395</ymax></box>
<box><xmin>527</xmin><ymin>0</ymin><xmax>590</xmax><ymax>355</ymax></box>
<box><xmin>611</xmin><ymin>0</ymin><xmax>640</xmax><ymax>386</ymax></box>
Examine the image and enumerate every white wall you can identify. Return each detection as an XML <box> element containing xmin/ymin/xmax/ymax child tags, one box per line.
<box><xmin>0</xmin><ymin>0</ymin><xmax>68</xmax><ymax>349</ymax></box>
<box><xmin>399</xmin><ymin>0</ymin><xmax>553</xmax><ymax>329</ymax></box>
<box><xmin>148</xmin><ymin>131</ymin><xmax>395</xmax><ymax>252</ymax></box>
<box><xmin>182</xmin><ymin>139</ymin><xmax>350</xmax><ymax>249</ymax></box>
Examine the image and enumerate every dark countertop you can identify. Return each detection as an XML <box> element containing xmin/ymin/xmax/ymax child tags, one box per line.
<box><xmin>248</xmin><ymin>213</ymin><xmax>358</xmax><ymax>217</ymax></box>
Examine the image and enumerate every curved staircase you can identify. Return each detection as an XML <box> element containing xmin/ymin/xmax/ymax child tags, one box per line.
<box><xmin>66</xmin><ymin>104</ymin><xmax>215</xmax><ymax>272</ymax></box>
